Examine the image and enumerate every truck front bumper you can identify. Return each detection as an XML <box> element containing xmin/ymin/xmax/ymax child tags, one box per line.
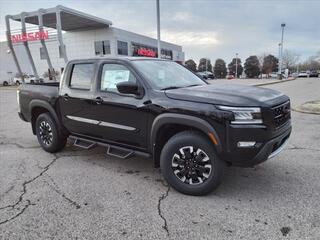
<box><xmin>223</xmin><ymin>121</ymin><xmax>291</xmax><ymax>167</ymax></box>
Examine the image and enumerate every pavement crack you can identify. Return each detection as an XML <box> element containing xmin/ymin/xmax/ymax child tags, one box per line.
<box><xmin>0</xmin><ymin>200</ymin><xmax>34</xmax><ymax>225</ymax></box>
<box><xmin>157</xmin><ymin>184</ymin><xmax>170</xmax><ymax>237</ymax></box>
<box><xmin>45</xmin><ymin>174</ymin><xmax>81</xmax><ymax>209</ymax></box>
<box><xmin>286</xmin><ymin>145</ymin><xmax>320</xmax><ymax>152</ymax></box>
<box><xmin>0</xmin><ymin>155</ymin><xmax>59</xmax><ymax>212</ymax></box>
<box><xmin>0</xmin><ymin>141</ymin><xmax>40</xmax><ymax>149</ymax></box>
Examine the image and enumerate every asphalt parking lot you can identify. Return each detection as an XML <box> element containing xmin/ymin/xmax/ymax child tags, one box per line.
<box><xmin>0</xmin><ymin>77</ymin><xmax>319</xmax><ymax>240</ymax></box>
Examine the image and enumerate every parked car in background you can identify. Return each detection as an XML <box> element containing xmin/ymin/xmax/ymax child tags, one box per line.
<box><xmin>197</xmin><ymin>71</ymin><xmax>214</xmax><ymax>79</ymax></box>
<box><xmin>309</xmin><ymin>71</ymin><xmax>319</xmax><ymax>78</ymax></box>
<box><xmin>226</xmin><ymin>75</ymin><xmax>234</xmax><ymax>80</ymax></box>
<box><xmin>13</xmin><ymin>75</ymin><xmax>44</xmax><ymax>85</ymax></box>
<box><xmin>298</xmin><ymin>71</ymin><xmax>309</xmax><ymax>78</ymax></box>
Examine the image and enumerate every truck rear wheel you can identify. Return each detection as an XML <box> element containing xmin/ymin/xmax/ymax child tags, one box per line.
<box><xmin>35</xmin><ymin>113</ymin><xmax>67</xmax><ymax>153</ymax></box>
<box><xmin>160</xmin><ymin>131</ymin><xmax>225</xmax><ymax>196</ymax></box>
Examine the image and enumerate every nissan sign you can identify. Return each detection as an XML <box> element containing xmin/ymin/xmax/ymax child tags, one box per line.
<box><xmin>10</xmin><ymin>30</ymin><xmax>49</xmax><ymax>43</ymax></box>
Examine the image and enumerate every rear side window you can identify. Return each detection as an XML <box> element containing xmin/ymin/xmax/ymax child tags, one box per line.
<box><xmin>70</xmin><ymin>63</ymin><xmax>94</xmax><ymax>90</ymax></box>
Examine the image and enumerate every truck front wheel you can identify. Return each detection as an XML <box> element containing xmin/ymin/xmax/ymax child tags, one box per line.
<box><xmin>35</xmin><ymin>113</ymin><xmax>67</xmax><ymax>153</ymax></box>
<box><xmin>160</xmin><ymin>131</ymin><xmax>225</xmax><ymax>196</ymax></box>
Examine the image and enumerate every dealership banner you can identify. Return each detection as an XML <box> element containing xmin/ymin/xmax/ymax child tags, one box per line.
<box><xmin>10</xmin><ymin>30</ymin><xmax>49</xmax><ymax>43</ymax></box>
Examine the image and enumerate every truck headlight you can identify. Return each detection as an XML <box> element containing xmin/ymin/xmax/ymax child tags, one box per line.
<box><xmin>217</xmin><ymin>106</ymin><xmax>262</xmax><ymax>124</ymax></box>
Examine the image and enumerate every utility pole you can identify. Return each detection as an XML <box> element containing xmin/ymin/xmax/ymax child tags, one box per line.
<box><xmin>235</xmin><ymin>53</ymin><xmax>238</xmax><ymax>78</ymax></box>
<box><xmin>278</xmin><ymin>23</ymin><xmax>286</xmax><ymax>79</ymax></box>
<box><xmin>156</xmin><ymin>0</ymin><xmax>161</xmax><ymax>59</ymax></box>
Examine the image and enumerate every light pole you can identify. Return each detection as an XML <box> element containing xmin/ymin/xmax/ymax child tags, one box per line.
<box><xmin>278</xmin><ymin>43</ymin><xmax>281</xmax><ymax>74</ymax></box>
<box><xmin>156</xmin><ymin>0</ymin><xmax>161</xmax><ymax>59</ymax></box>
<box><xmin>278</xmin><ymin>23</ymin><xmax>285</xmax><ymax>79</ymax></box>
<box><xmin>235</xmin><ymin>53</ymin><xmax>238</xmax><ymax>78</ymax></box>
<box><xmin>205</xmin><ymin>58</ymin><xmax>208</xmax><ymax>72</ymax></box>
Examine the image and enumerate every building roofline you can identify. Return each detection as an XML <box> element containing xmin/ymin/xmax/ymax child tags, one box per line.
<box><xmin>6</xmin><ymin>5</ymin><xmax>112</xmax><ymax>31</ymax></box>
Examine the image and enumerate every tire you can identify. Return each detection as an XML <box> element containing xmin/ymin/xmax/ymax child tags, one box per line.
<box><xmin>35</xmin><ymin>113</ymin><xmax>67</xmax><ymax>153</ymax></box>
<box><xmin>160</xmin><ymin>131</ymin><xmax>225</xmax><ymax>196</ymax></box>
<box><xmin>3</xmin><ymin>81</ymin><xmax>8</xmax><ymax>86</ymax></box>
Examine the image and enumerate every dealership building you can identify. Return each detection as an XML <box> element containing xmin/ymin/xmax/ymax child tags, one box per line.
<box><xmin>0</xmin><ymin>5</ymin><xmax>184</xmax><ymax>82</ymax></box>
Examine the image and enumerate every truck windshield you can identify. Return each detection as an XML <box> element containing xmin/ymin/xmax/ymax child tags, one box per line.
<box><xmin>132</xmin><ymin>60</ymin><xmax>206</xmax><ymax>90</ymax></box>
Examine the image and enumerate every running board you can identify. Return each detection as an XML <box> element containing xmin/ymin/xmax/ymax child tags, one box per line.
<box><xmin>107</xmin><ymin>145</ymin><xmax>133</xmax><ymax>159</ymax></box>
<box><xmin>73</xmin><ymin>138</ymin><xmax>96</xmax><ymax>149</ymax></box>
<box><xmin>69</xmin><ymin>135</ymin><xmax>150</xmax><ymax>159</ymax></box>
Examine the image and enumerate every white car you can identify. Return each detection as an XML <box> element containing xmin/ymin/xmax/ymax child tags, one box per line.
<box><xmin>13</xmin><ymin>75</ymin><xmax>43</xmax><ymax>85</ymax></box>
<box><xmin>298</xmin><ymin>71</ymin><xmax>309</xmax><ymax>78</ymax></box>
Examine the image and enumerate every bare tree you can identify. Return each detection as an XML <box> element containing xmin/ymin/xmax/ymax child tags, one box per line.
<box><xmin>282</xmin><ymin>50</ymin><xmax>300</xmax><ymax>70</ymax></box>
<box><xmin>258</xmin><ymin>53</ymin><xmax>268</xmax><ymax>68</ymax></box>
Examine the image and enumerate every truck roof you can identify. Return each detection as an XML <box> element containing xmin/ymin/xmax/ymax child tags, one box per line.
<box><xmin>68</xmin><ymin>57</ymin><xmax>169</xmax><ymax>63</ymax></box>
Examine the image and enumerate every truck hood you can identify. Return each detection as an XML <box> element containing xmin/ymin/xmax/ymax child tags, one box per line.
<box><xmin>165</xmin><ymin>84</ymin><xmax>287</xmax><ymax>107</ymax></box>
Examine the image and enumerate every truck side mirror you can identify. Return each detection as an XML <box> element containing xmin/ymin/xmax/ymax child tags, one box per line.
<box><xmin>116</xmin><ymin>81</ymin><xmax>139</xmax><ymax>95</ymax></box>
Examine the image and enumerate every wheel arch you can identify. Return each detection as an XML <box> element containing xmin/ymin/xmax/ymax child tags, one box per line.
<box><xmin>29</xmin><ymin>100</ymin><xmax>61</xmax><ymax>135</ymax></box>
<box><xmin>150</xmin><ymin>113</ymin><xmax>222</xmax><ymax>167</ymax></box>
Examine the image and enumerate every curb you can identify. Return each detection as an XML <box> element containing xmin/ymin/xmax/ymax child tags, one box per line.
<box><xmin>254</xmin><ymin>77</ymin><xmax>297</xmax><ymax>87</ymax></box>
<box><xmin>292</xmin><ymin>101</ymin><xmax>320</xmax><ymax>115</ymax></box>
<box><xmin>292</xmin><ymin>108</ymin><xmax>320</xmax><ymax>115</ymax></box>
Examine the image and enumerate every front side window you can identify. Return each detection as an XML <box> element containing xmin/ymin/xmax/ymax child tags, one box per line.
<box><xmin>100</xmin><ymin>64</ymin><xmax>136</xmax><ymax>93</ymax></box>
<box><xmin>70</xmin><ymin>63</ymin><xmax>94</xmax><ymax>90</ymax></box>
<box><xmin>117</xmin><ymin>41</ymin><xmax>128</xmax><ymax>55</ymax></box>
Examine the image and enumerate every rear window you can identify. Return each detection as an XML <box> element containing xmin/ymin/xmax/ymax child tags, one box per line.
<box><xmin>70</xmin><ymin>63</ymin><xmax>94</xmax><ymax>90</ymax></box>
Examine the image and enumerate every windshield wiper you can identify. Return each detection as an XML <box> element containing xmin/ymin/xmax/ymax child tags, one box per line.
<box><xmin>161</xmin><ymin>86</ymin><xmax>181</xmax><ymax>90</ymax></box>
<box><xmin>185</xmin><ymin>84</ymin><xmax>202</xmax><ymax>88</ymax></box>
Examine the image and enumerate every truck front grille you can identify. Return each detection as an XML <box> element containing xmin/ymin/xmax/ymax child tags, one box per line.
<box><xmin>272</xmin><ymin>101</ymin><xmax>291</xmax><ymax>128</ymax></box>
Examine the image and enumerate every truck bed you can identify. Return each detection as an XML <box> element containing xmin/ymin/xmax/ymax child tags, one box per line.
<box><xmin>18</xmin><ymin>82</ymin><xmax>60</xmax><ymax>122</ymax></box>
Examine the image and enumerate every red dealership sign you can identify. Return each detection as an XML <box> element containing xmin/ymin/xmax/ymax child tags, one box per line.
<box><xmin>10</xmin><ymin>31</ymin><xmax>49</xmax><ymax>43</ymax></box>
<box><xmin>137</xmin><ymin>48</ymin><xmax>156</xmax><ymax>57</ymax></box>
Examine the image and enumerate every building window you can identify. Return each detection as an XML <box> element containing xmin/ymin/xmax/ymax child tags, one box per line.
<box><xmin>117</xmin><ymin>41</ymin><xmax>128</xmax><ymax>55</ymax></box>
<box><xmin>94</xmin><ymin>40</ymin><xmax>111</xmax><ymax>55</ymax></box>
<box><xmin>161</xmin><ymin>49</ymin><xmax>173</xmax><ymax>60</ymax></box>
<box><xmin>69</xmin><ymin>63</ymin><xmax>94</xmax><ymax>90</ymax></box>
<box><xmin>94</xmin><ymin>41</ymin><xmax>103</xmax><ymax>55</ymax></box>
<box><xmin>40</xmin><ymin>47</ymin><xmax>46</xmax><ymax>59</ymax></box>
<box><xmin>103</xmin><ymin>40</ymin><xmax>111</xmax><ymax>54</ymax></box>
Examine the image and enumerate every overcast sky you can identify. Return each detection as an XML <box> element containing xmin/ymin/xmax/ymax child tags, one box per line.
<box><xmin>0</xmin><ymin>0</ymin><xmax>319</xmax><ymax>64</ymax></box>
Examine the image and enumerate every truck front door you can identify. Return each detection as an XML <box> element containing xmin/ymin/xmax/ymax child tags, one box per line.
<box><xmin>91</xmin><ymin>61</ymin><xmax>150</xmax><ymax>150</ymax></box>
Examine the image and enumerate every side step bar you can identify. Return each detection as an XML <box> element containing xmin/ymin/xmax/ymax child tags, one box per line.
<box><xmin>107</xmin><ymin>145</ymin><xmax>133</xmax><ymax>159</ymax></box>
<box><xmin>69</xmin><ymin>135</ymin><xmax>150</xmax><ymax>159</ymax></box>
<box><xmin>73</xmin><ymin>138</ymin><xmax>96</xmax><ymax>149</ymax></box>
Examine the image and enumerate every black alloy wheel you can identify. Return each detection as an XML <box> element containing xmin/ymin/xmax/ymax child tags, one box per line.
<box><xmin>36</xmin><ymin>113</ymin><xmax>67</xmax><ymax>153</ymax></box>
<box><xmin>171</xmin><ymin>146</ymin><xmax>212</xmax><ymax>185</ymax></box>
<box><xmin>160</xmin><ymin>131</ymin><xmax>225</xmax><ymax>196</ymax></box>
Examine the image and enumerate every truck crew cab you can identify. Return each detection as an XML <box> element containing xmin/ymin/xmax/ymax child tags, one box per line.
<box><xmin>17</xmin><ymin>57</ymin><xmax>291</xmax><ymax>195</ymax></box>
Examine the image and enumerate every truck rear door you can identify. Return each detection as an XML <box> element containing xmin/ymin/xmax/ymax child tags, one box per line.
<box><xmin>58</xmin><ymin>61</ymin><xmax>98</xmax><ymax>136</ymax></box>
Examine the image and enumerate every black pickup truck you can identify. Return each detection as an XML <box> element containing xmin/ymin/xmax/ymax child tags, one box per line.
<box><xmin>18</xmin><ymin>57</ymin><xmax>291</xmax><ymax>195</ymax></box>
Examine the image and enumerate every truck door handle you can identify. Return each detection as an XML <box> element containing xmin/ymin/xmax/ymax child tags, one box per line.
<box><xmin>63</xmin><ymin>94</ymin><xmax>69</xmax><ymax>101</ymax></box>
<box><xmin>95</xmin><ymin>97</ymin><xmax>103</xmax><ymax>105</ymax></box>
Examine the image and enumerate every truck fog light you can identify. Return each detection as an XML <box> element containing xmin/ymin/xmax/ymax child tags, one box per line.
<box><xmin>237</xmin><ymin>141</ymin><xmax>256</xmax><ymax>148</ymax></box>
